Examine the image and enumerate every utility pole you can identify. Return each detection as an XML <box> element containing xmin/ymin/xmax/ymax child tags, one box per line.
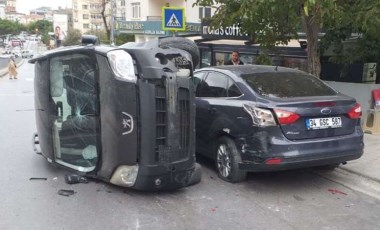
<box><xmin>110</xmin><ymin>0</ymin><xmax>115</xmax><ymax>46</ymax></box>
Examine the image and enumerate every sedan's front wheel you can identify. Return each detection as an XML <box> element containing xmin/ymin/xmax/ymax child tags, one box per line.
<box><xmin>215</xmin><ymin>136</ymin><xmax>247</xmax><ymax>183</ymax></box>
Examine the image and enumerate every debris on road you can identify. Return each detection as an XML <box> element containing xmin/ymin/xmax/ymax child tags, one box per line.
<box><xmin>328</xmin><ymin>189</ymin><xmax>348</xmax><ymax>195</ymax></box>
<box><xmin>29</xmin><ymin>177</ymin><xmax>47</xmax><ymax>181</ymax></box>
<box><xmin>58</xmin><ymin>189</ymin><xmax>76</xmax><ymax>197</ymax></box>
<box><xmin>64</xmin><ymin>174</ymin><xmax>88</xmax><ymax>184</ymax></box>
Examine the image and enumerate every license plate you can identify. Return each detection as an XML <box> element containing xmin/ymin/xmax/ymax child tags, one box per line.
<box><xmin>306</xmin><ymin>117</ymin><xmax>342</xmax><ymax>130</ymax></box>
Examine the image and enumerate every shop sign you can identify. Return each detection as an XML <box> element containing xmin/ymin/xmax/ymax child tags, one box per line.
<box><xmin>201</xmin><ymin>20</ymin><xmax>249</xmax><ymax>40</ymax></box>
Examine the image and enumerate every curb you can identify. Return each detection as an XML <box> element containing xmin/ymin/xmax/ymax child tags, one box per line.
<box><xmin>339</xmin><ymin>166</ymin><xmax>380</xmax><ymax>184</ymax></box>
<box><xmin>314</xmin><ymin>168</ymin><xmax>380</xmax><ymax>200</ymax></box>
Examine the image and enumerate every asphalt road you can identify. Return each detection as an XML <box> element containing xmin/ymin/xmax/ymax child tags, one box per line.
<box><xmin>0</xmin><ymin>48</ymin><xmax>379</xmax><ymax>230</ymax></box>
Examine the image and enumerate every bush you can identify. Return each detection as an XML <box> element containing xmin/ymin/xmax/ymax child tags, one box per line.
<box><xmin>116</xmin><ymin>34</ymin><xmax>134</xmax><ymax>46</ymax></box>
<box><xmin>63</xmin><ymin>28</ymin><xmax>82</xmax><ymax>46</ymax></box>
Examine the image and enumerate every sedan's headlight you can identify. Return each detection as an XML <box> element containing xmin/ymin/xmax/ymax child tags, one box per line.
<box><xmin>107</xmin><ymin>50</ymin><xmax>136</xmax><ymax>82</ymax></box>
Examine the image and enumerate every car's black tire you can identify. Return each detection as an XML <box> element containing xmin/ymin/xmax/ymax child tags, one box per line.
<box><xmin>159</xmin><ymin>37</ymin><xmax>200</xmax><ymax>69</ymax></box>
<box><xmin>215</xmin><ymin>136</ymin><xmax>247</xmax><ymax>183</ymax></box>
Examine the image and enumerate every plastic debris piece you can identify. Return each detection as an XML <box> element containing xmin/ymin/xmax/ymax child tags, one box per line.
<box><xmin>65</xmin><ymin>174</ymin><xmax>89</xmax><ymax>184</ymax></box>
<box><xmin>58</xmin><ymin>189</ymin><xmax>76</xmax><ymax>197</ymax></box>
<box><xmin>328</xmin><ymin>189</ymin><xmax>347</xmax><ymax>195</ymax></box>
<box><xmin>29</xmin><ymin>177</ymin><xmax>47</xmax><ymax>180</ymax></box>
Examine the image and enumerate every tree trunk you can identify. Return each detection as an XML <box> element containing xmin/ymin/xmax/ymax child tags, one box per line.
<box><xmin>100</xmin><ymin>0</ymin><xmax>111</xmax><ymax>39</ymax></box>
<box><xmin>302</xmin><ymin>7</ymin><xmax>321</xmax><ymax>77</ymax></box>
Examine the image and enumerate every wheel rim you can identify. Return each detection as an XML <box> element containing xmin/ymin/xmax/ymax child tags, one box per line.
<box><xmin>216</xmin><ymin>144</ymin><xmax>231</xmax><ymax>178</ymax></box>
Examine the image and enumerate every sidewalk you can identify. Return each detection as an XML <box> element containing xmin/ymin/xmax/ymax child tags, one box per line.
<box><xmin>340</xmin><ymin>133</ymin><xmax>380</xmax><ymax>183</ymax></box>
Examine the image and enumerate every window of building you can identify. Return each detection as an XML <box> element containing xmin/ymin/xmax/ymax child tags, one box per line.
<box><xmin>83</xmin><ymin>14</ymin><xmax>89</xmax><ymax>19</ymax></box>
<box><xmin>82</xmin><ymin>4</ymin><xmax>88</xmax><ymax>10</ymax></box>
<box><xmin>199</xmin><ymin>7</ymin><xmax>211</xmax><ymax>20</ymax></box>
<box><xmin>83</xmin><ymin>23</ymin><xmax>89</xmax><ymax>29</ymax></box>
<box><xmin>121</xmin><ymin>0</ymin><xmax>125</xmax><ymax>6</ymax></box>
<box><xmin>132</xmin><ymin>2</ymin><xmax>141</xmax><ymax>19</ymax></box>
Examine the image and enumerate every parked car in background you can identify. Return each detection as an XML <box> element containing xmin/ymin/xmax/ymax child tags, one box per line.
<box><xmin>2</xmin><ymin>47</ymin><xmax>11</xmax><ymax>54</ymax></box>
<box><xmin>21</xmin><ymin>50</ymin><xmax>34</xmax><ymax>58</ymax></box>
<box><xmin>12</xmin><ymin>48</ymin><xmax>21</xmax><ymax>58</ymax></box>
<box><xmin>10</xmin><ymin>39</ymin><xmax>23</xmax><ymax>48</ymax></box>
<box><xmin>193</xmin><ymin>65</ymin><xmax>364</xmax><ymax>182</ymax></box>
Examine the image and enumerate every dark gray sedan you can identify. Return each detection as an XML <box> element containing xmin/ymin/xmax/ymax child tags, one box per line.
<box><xmin>193</xmin><ymin>65</ymin><xmax>364</xmax><ymax>183</ymax></box>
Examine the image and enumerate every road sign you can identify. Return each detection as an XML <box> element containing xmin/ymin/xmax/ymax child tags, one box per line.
<box><xmin>162</xmin><ymin>7</ymin><xmax>186</xmax><ymax>31</ymax></box>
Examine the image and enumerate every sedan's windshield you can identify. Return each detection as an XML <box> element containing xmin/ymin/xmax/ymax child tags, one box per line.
<box><xmin>242</xmin><ymin>72</ymin><xmax>337</xmax><ymax>98</ymax></box>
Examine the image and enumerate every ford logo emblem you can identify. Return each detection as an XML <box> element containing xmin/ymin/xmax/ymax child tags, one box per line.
<box><xmin>321</xmin><ymin>108</ymin><xmax>332</xmax><ymax>115</ymax></box>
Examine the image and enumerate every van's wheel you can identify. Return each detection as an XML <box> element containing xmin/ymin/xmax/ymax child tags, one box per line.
<box><xmin>215</xmin><ymin>136</ymin><xmax>247</xmax><ymax>183</ymax></box>
<box><xmin>159</xmin><ymin>37</ymin><xmax>200</xmax><ymax>69</ymax></box>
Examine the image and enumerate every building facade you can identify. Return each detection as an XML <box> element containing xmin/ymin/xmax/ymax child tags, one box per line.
<box><xmin>72</xmin><ymin>0</ymin><xmax>110</xmax><ymax>33</ymax></box>
<box><xmin>71</xmin><ymin>0</ymin><xmax>213</xmax><ymax>40</ymax></box>
<box><xmin>120</xmin><ymin>0</ymin><xmax>213</xmax><ymax>42</ymax></box>
<box><xmin>0</xmin><ymin>0</ymin><xmax>16</xmax><ymax>13</ymax></box>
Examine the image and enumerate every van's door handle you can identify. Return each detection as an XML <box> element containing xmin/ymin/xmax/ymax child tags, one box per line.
<box><xmin>208</xmin><ymin>107</ymin><xmax>217</xmax><ymax>115</ymax></box>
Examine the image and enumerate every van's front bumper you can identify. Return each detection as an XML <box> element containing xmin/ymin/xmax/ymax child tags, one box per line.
<box><xmin>110</xmin><ymin>160</ymin><xmax>200</xmax><ymax>191</ymax></box>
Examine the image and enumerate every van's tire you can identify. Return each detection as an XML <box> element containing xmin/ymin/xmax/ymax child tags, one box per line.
<box><xmin>159</xmin><ymin>37</ymin><xmax>200</xmax><ymax>69</ymax></box>
<box><xmin>215</xmin><ymin>136</ymin><xmax>247</xmax><ymax>183</ymax></box>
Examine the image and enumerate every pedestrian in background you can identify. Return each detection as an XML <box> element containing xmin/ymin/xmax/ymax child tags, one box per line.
<box><xmin>55</xmin><ymin>26</ymin><xmax>66</xmax><ymax>48</ymax></box>
<box><xmin>8</xmin><ymin>56</ymin><xmax>18</xmax><ymax>80</ymax></box>
<box><xmin>225</xmin><ymin>51</ymin><xmax>244</xmax><ymax>65</ymax></box>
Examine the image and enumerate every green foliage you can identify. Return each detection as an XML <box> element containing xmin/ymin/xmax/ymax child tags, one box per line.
<box><xmin>63</xmin><ymin>28</ymin><xmax>82</xmax><ymax>46</ymax></box>
<box><xmin>85</xmin><ymin>29</ymin><xmax>108</xmax><ymax>43</ymax></box>
<box><xmin>115</xmin><ymin>34</ymin><xmax>134</xmax><ymax>46</ymax></box>
<box><xmin>192</xmin><ymin>0</ymin><xmax>380</xmax><ymax>75</ymax></box>
<box><xmin>0</xmin><ymin>19</ymin><xmax>24</xmax><ymax>35</ymax></box>
<box><xmin>27</xmin><ymin>20</ymin><xmax>53</xmax><ymax>34</ymax></box>
<box><xmin>320</xmin><ymin>0</ymin><xmax>380</xmax><ymax>64</ymax></box>
<box><xmin>41</xmin><ymin>33</ymin><xmax>51</xmax><ymax>46</ymax></box>
<box><xmin>255</xmin><ymin>53</ymin><xmax>273</xmax><ymax>65</ymax></box>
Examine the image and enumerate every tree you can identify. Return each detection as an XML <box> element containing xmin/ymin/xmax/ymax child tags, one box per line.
<box><xmin>80</xmin><ymin>0</ymin><xmax>112</xmax><ymax>43</ymax></box>
<box><xmin>99</xmin><ymin>0</ymin><xmax>111</xmax><ymax>40</ymax></box>
<box><xmin>192</xmin><ymin>0</ymin><xmax>379</xmax><ymax>77</ymax></box>
<box><xmin>115</xmin><ymin>33</ymin><xmax>134</xmax><ymax>46</ymax></box>
<box><xmin>63</xmin><ymin>28</ymin><xmax>82</xmax><ymax>46</ymax></box>
<box><xmin>320</xmin><ymin>0</ymin><xmax>380</xmax><ymax>64</ymax></box>
<box><xmin>28</xmin><ymin>20</ymin><xmax>53</xmax><ymax>34</ymax></box>
<box><xmin>0</xmin><ymin>19</ymin><xmax>23</xmax><ymax>35</ymax></box>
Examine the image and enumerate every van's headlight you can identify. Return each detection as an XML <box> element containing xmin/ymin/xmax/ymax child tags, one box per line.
<box><xmin>107</xmin><ymin>50</ymin><xmax>136</xmax><ymax>82</ymax></box>
<box><xmin>110</xmin><ymin>165</ymin><xmax>139</xmax><ymax>187</ymax></box>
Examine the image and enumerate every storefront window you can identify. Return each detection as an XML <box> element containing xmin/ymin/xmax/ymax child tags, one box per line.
<box><xmin>215</xmin><ymin>52</ymin><xmax>255</xmax><ymax>66</ymax></box>
<box><xmin>283</xmin><ymin>57</ymin><xmax>308</xmax><ymax>72</ymax></box>
<box><xmin>201</xmin><ymin>49</ymin><xmax>211</xmax><ymax>67</ymax></box>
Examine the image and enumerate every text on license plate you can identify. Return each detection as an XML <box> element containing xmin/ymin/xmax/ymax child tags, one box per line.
<box><xmin>306</xmin><ymin>117</ymin><xmax>342</xmax><ymax>130</ymax></box>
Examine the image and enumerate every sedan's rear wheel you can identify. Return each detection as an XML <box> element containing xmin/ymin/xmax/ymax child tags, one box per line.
<box><xmin>215</xmin><ymin>136</ymin><xmax>246</xmax><ymax>183</ymax></box>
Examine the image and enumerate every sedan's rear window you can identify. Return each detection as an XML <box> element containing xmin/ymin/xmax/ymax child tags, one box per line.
<box><xmin>242</xmin><ymin>72</ymin><xmax>337</xmax><ymax>98</ymax></box>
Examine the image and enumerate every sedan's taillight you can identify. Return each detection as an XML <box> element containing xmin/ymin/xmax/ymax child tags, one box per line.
<box><xmin>347</xmin><ymin>103</ymin><xmax>362</xmax><ymax>119</ymax></box>
<box><xmin>243</xmin><ymin>104</ymin><xmax>277</xmax><ymax>127</ymax></box>
<box><xmin>274</xmin><ymin>109</ymin><xmax>300</xmax><ymax>125</ymax></box>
